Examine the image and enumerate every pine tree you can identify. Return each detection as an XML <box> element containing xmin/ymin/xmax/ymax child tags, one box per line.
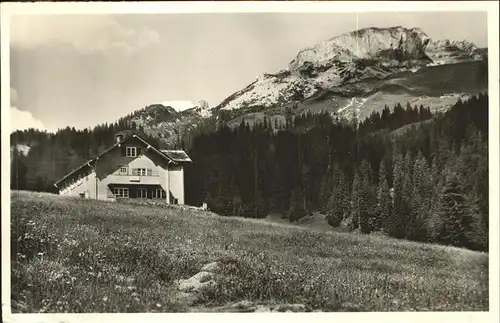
<box><xmin>377</xmin><ymin>175</ymin><xmax>391</xmax><ymax>231</ymax></box>
<box><xmin>326</xmin><ymin>167</ymin><xmax>349</xmax><ymax>227</ymax></box>
<box><xmin>437</xmin><ymin>170</ymin><xmax>469</xmax><ymax>247</ymax></box>
<box><xmin>337</xmin><ymin>170</ymin><xmax>350</xmax><ymax>222</ymax></box>
<box><xmin>402</xmin><ymin>151</ymin><xmax>414</xmax><ymax>202</ymax></box>
<box><xmin>319</xmin><ymin>164</ymin><xmax>336</xmax><ymax>212</ymax></box>
<box><xmin>349</xmin><ymin>171</ymin><xmax>362</xmax><ymax>231</ymax></box>
<box><xmin>378</xmin><ymin>159</ymin><xmax>388</xmax><ymax>185</ymax></box>
<box><xmin>360</xmin><ymin>159</ymin><xmax>373</xmax><ymax>185</ymax></box>
<box><xmin>288</xmin><ymin>187</ymin><xmax>306</xmax><ymax>222</ymax></box>
<box><xmin>385</xmin><ymin>153</ymin><xmax>406</xmax><ymax>238</ymax></box>
<box><xmin>360</xmin><ymin>175</ymin><xmax>376</xmax><ymax>233</ymax></box>
<box><xmin>427</xmin><ymin>176</ymin><xmax>445</xmax><ymax>242</ymax></box>
<box><xmin>326</xmin><ymin>191</ymin><xmax>342</xmax><ymax>227</ymax></box>
<box><xmin>406</xmin><ymin>153</ymin><xmax>430</xmax><ymax>241</ymax></box>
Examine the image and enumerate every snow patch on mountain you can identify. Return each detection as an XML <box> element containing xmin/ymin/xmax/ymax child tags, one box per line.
<box><xmin>220</xmin><ymin>73</ymin><xmax>317</xmax><ymax>111</ymax></box>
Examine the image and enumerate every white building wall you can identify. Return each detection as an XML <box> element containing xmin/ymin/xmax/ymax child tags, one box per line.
<box><xmin>59</xmin><ymin>169</ymin><xmax>96</xmax><ymax>199</ymax></box>
<box><xmin>169</xmin><ymin>164</ymin><xmax>185</xmax><ymax>204</ymax></box>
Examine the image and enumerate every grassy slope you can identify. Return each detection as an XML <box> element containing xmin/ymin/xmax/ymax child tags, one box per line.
<box><xmin>11</xmin><ymin>191</ymin><xmax>488</xmax><ymax>313</ymax></box>
<box><xmin>293</xmin><ymin>60</ymin><xmax>488</xmax><ymax>118</ymax></box>
<box><xmin>396</xmin><ymin>60</ymin><xmax>488</xmax><ymax>96</ymax></box>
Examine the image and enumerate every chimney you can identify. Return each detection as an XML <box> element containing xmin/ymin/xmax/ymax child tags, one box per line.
<box><xmin>116</xmin><ymin>134</ymin><xmax>123</xmax><ymax>143</ymax></box>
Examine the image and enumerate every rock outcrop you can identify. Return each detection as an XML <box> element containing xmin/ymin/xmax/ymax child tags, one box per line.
<box><xmin>289</xmin><ymin>26</ymin><xmax>431</xmax><ymax>71</ymax></box>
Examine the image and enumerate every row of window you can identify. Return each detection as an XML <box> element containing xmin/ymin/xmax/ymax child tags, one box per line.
<box><xmin>114</xmin><ymin>187</ymin><xmax>164</xmax><ymax>199</ymax></box>
<box><xmin>119</xmin><ymin>166</ymin><xmax>154</xmax><ymax>176</ymax></box>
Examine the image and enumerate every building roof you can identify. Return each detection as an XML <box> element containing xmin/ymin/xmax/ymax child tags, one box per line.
<box><xmin>54</xmin><ymin>133</ymin><xmax>191</xmax><ymax>187</ymax></box>
<box><xmin>160</xmin><ymin>150</ymin><xmax>193</xmax><ymax>163</ymax></box>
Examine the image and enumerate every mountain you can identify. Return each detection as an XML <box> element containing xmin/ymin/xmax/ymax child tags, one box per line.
<box><xmin>122</xmin><ymin>100</ymin><xmax>212</xmax><ymax>147</ymax></box>
<box><xmin>214</xmin><ymin>26</ymin><xmax>487</xmax><ymax>122</ymax></box>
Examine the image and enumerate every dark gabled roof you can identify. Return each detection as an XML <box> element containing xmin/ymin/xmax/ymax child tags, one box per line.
<box><xmin>54</xmin><ymin>134</ymin><xmax>186</xmax><ymax>187</ymax></box>
<box><xmin>160</xmin><ymin>150</ymin><xmax>193</xmax><ymax>163</ymax></box>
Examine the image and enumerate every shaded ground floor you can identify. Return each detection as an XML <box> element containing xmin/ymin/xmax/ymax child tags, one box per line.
<box><xmin>107</xmin><ymin>184</ymin><xmax>179</xmax><ymax>204</ymax></box>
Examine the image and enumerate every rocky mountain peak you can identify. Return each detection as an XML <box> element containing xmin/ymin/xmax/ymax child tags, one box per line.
<box><xmin>193</xmin><ymin>100</ymin><xmax>212</xmax><ymax>118</ymax></box>
<box><xmin>289</xmin><ymin>26</ymin><xmax>432</xmax><ymax>71</ymax></box>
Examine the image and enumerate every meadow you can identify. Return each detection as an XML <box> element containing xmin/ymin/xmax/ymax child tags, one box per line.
<box><xmin>10</xmin><ymin>191</ymin><xmax>489</xmax><ymax>312</ymax></box>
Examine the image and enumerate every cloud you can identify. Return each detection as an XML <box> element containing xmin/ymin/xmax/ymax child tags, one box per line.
<box><xmin>160</xmin><ymin>100</ymin><xmax>196</xmax><ymax>112</ymax></box>
<box><xmin>10</xmin><ymin>15</ymin><xmax>159</xmax><ymax>56</ymax></box>
<box><xmin>10</xmin><ymin>107</ymin><xmax>47</xmax><ymax>132</ymax></box>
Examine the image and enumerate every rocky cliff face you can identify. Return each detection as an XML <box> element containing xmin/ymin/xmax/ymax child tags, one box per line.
<box><xmin>425</xmin><ymin>39</ymin><xmax>484</xmax><ymax>65</ymax></box>
<box><xmin>215</xmin><ymin>26</ymin><xmax>486</xmax><ymax>115</ymax></box>
<box><xmin>289</xmin><ymin>27</ymin><xmax>431</xmax><ymax>71</ymax></box>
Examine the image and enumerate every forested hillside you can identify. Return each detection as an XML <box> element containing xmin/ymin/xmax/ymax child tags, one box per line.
<box><xmin>10</xmin><ymin>94</ymin><xmax>488</xmax><ymax>251</ymax></box>
<box><xmin>184</xmin><ymin>94</ymin><xmax>488</xmax><ymax>251</ymax></box>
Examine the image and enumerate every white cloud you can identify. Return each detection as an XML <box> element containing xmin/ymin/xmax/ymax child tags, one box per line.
<box><xmin>160</xmin><ymin>100</ymin><xmax>196</xmax><ymax>112</ymax></box>
<box><xmin>10</xmin><ymin>15</ymin><xmax>159</xmax><ymax>55</ymax></box>
<box><xmin>10</xmin><ymin>107</ymin><xmax>47</xmax><ymax>132</ymax></box>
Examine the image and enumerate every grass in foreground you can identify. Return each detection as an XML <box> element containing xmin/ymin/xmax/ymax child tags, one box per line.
<box><xmin>10</xmin><ymin>191</ymin><xmax>488</xmax><ymax>312</ymax></box>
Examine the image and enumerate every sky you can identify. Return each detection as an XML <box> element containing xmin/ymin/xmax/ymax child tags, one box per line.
<box><xmin>9</xmin><ymin>11</ymin><xmax>488</xmax><ymax>132</ymax></box>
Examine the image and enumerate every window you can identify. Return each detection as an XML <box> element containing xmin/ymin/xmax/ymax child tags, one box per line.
<box><xmin>152</xmin><ymin>189</ymin><xmax>163</xmax><ymax>199</ymax></box>
<box><xmin>138</xmin><ymin>188</ymin><xmax>147</xmax><ymax>198</ymax></box>
<box><xmin>120</xmin><ymin>166</ymin><xmax>129</xmax><ymax>175</ymax></box>
<box><xmin>126</xmin><ymin>147</ymin><xmax>137</xmax><ymax>157</ymax></box>
<box><xmin>114</xmin><ymin>188</ymin><xmax>129</xmax><ymax>198</ymax></box>
<box><xmin>133</xmin><ymin>168</ymin><xmax>147</xmax><ymax>176</ymax></box>
<box><xmin>132</xmin><ymin>168</ymin><xmax>151</xmax><ymax>176</ymax></box>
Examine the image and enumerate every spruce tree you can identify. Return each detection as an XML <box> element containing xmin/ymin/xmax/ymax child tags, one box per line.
<box><xmin>406</xmin><ymin>153</ymin><xmax>430</xmax><ymax>241</ymax></box>
<box><xmin>465</xmin><ymin>194</ymin><xmax>488</xmax><ymax>251</ymax></box>
<box><xmin>385</xmin><ymin>153</ymin><xmax>406</xmax><ymax>238</ymax></box>
<box><xmin>360</xmin><ymin>175</ymin><xmax>375</xmax><ymax>233</ymax></box>
<box><xmin>288</xmin><ymin>187</ymin><xmax>306</xmax><ymax>222</ymax></box>
<box><xmin>349</xmin><ymin>171</ymin><xmax>362</xmax><ymax>231</ymax></box>
<box><xmin>326</xmin><ymin>191</ymin><xmax>342</xmax><ymax>227</ymax></box>
<box><xmin>326</xmin><ymin>167</ymin><xmax>349</xmax><ymax>227</ymax></box>
<box><xmin>377</xmin><ymin>176</ymin><xmax>391</xmax><ymax>231</ymax></box>
<box><xmin>437</xmin><ymin>170</ymin><xmax>469</xmax><ymax>247</ymax></box>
